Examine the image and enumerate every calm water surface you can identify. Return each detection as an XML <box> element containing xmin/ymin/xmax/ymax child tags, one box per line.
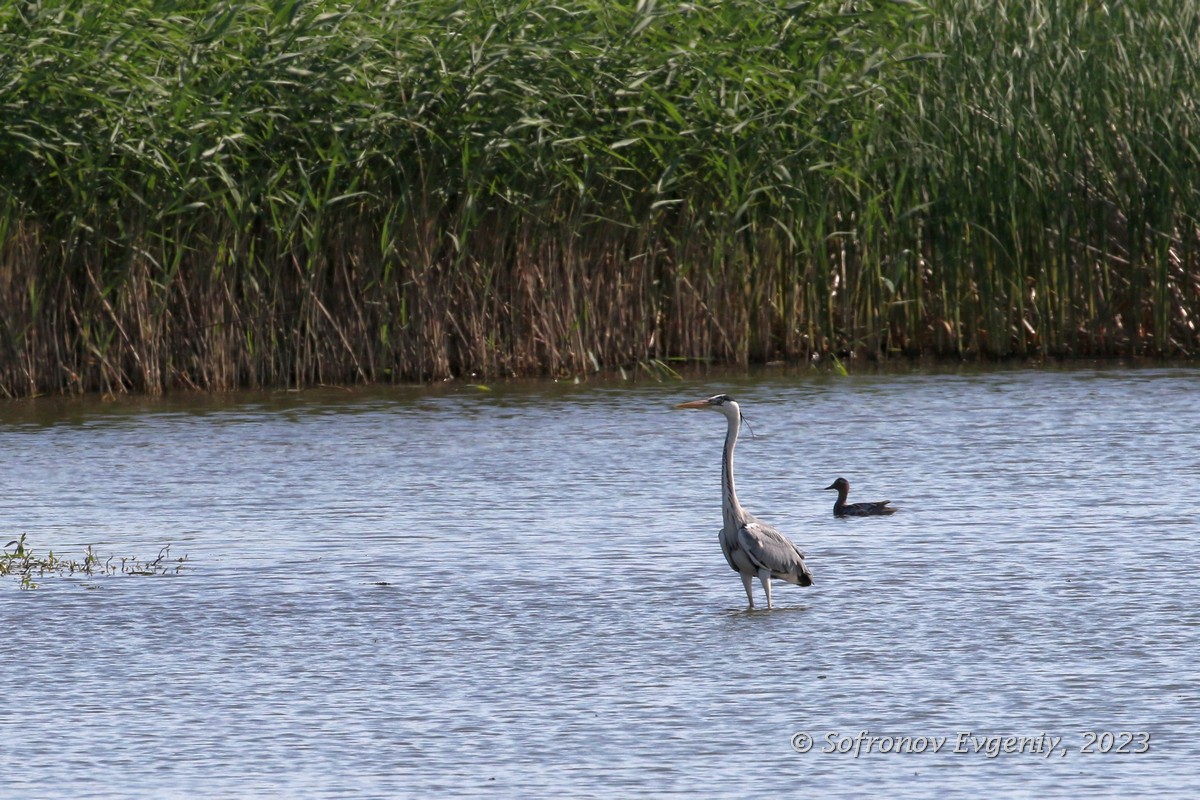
<box><xmin>1</xmin><ymin>366</ymin><xmax>1197</xmax><ymax>797</ymax></box>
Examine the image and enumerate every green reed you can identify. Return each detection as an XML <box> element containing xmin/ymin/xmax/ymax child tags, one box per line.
<box><xmin>897</xmin><ymin>0</ymin><xmax>1200</xmax><ymax>356</ymax></box>
<box><xmin>0</xmin><ymin>0</ymin><xmax>1197</xmax><ymax>397</ymax></box>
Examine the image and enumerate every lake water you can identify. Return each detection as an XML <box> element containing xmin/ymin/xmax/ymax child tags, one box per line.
<box><xmin>1</xmin><ymin>365</ymin><xmax>1197</xmax><ymax>797</ymax></box>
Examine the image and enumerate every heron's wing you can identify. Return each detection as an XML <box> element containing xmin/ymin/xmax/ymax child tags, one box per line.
<box><xmin>737</xmin><ymin>520</ymin><xmax>807</xmax><ymax>574</ymax></box>
<box><xmin>718</xmin><ymin>527</ymin><xmax>740</xmax><ymax>572</ymax></box>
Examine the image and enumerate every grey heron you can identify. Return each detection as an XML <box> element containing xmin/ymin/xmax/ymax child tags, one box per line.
<box><xmin>825</xmin><ymin>477</ymin><xmax>896</xmax><ymax>517</ymax></box>
<box><xmin>676</xmin><ymin>394</ymin><xmax>813</xmax><ymax>609</ymax></box>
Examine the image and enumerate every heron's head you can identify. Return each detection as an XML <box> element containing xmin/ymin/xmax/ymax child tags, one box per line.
<box><xmin>675</xmin><ymin>393</ymin><xmax>737</xmax><ymax>412</ymax></box>
<box><xmin>825</xmin><ymin>477</ymin><xmax>850</xmax><ymax>492</ymax></box>
<box><xmin>676</xmin><ymin>394</ymin><xmax>756</xmax><ymax>436</ymax></box>
<box><xmin>675</xmin><ymin>394</ymin><xmax>744</xmax><ymax>426</ymax></box>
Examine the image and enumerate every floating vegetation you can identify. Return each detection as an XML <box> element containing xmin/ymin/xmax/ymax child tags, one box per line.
<box><xmin>1</xmin><ymin>535</ymin><xmax>188</xmax><ymax>590</ymax></box>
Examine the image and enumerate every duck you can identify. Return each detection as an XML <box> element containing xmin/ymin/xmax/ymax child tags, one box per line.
<box><xmin>824</xmin><ymin>477</ymin><xmax>896</xmax><ymax>517</ymax></box>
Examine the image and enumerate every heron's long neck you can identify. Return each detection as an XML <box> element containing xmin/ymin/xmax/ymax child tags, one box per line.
<box><xmin>721</xmin><ymin>409</ymin><xmax>743</xmax><ymax>524</ymax></box>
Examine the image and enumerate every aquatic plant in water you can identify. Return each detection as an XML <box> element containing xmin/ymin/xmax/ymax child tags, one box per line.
<box><xmin>1</xmin><ymin>534</ymin><xmax>188</xmax><ymax>590</ymax></box>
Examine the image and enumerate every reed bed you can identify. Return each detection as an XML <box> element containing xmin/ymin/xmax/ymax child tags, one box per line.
<box><xmin>1</xmin><ymin>0</ymin><xmax>1197</xmax><ymax>397</ymax></box>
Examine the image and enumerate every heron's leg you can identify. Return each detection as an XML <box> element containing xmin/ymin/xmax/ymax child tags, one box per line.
<box><xmin>740</xmin><ymin>573</ymin><xmax>754</xmax><ymax>609</ymax></box>
<box><xmin>758</xmin><ymin>568</ymin><xmax>773</xmax><ymax>609</ymax></box>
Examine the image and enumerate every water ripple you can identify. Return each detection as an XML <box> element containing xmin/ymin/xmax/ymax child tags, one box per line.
<box><xmin>1</xmin><ymin>368</ymin><xmax>1198</xmax><ymax>797</ymax></box>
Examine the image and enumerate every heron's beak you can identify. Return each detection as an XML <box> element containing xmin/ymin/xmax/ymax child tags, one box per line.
<box><xmin>675</xmin><ymin>399</ymin><xmax>709</xmax><ymax>409</ymax></box>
